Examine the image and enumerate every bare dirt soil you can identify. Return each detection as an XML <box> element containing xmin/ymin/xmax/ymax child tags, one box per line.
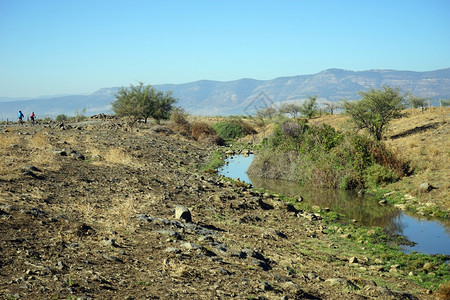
<box><xmin>0</xmin><ymin>119</ymin><xmax>447</xmax><ymax>299</ymax></box>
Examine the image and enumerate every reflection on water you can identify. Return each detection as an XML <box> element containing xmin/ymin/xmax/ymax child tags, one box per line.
<box><xmin>249</xmin><ymin>176</ymin><xmax>401</xmax><ymax>227</ymax></box>
<box><xmin>388</xmin><ymin>213</ymin><xmax>450</xmax><ymax>255</ymax></box>
<box><xmin>219</xmin><ymin>154</ymin><xmax>450</xmax><ymax>255</ymax></box>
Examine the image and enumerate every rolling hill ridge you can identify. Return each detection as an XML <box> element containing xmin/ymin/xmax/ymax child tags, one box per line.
<box><xmin>1</xmin><ymin>68</ymin><xmax>449</xmax><ymax>120</ymax></box>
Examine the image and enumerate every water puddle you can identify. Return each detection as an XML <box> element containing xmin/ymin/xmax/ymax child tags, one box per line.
<box><xmin>218</xmin><ymin>154</ymin><xmax>450</xmax><ymax>255</ymax></box>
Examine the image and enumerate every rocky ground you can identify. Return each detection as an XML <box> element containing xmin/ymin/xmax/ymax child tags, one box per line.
<box><xmin>0</xmin><ymin>120</ymin><xmax>448</xmax><ymax>299</ymax></box>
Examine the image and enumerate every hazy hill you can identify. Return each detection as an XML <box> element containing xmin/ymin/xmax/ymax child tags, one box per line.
<box><xmin>1</xmin><ymin>68</ymin><xmax>449</xmax><ymax>120</ymax></box>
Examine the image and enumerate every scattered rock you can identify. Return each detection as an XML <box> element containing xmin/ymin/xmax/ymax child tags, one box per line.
<box><xmin>348</xmin><ymin>256</ymin><xmax>358</xmax><ymax>264</ymax></box>
<box><xmin>174</xmin><ymin>205</ymin><xmax>192</xmax><ymax>223</ymax></box>
<box><xmin>378</xmin><ymin>199</ymin><xmax>387</xmax><ymax>205</ymax></box>
<box><xmin>325</xmin><ymin>278</ymin><xmax>360</xmax><ymax>290</ymax></box>
<box><xmin>153</xmin><ymin>230</ymin><xmax>181</xmax><ymax>240</ymax></box>
<box><xmin>418</xmin><ymin>182</ymin><xmax>435</xmax><ymax>193</ymax></box>
<box><xmin>102</xmin><ymin>254</ymin><xmax>123</xmax><ymax>263</ymax></box>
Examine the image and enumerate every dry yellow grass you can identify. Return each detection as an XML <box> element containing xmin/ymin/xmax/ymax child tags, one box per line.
<box><xmin>70</xmin><ymin>195</ymin><xmax>137</xmax><ymax>232</ymax></box>
<box><xmin>0</xmin><ymin>131</ymin><xmax>27</xmax><ymax>177</ymax></box>
<box><xmin>104</xmin><ymin>147</ymin><xmax>133</xmax><ymax>165</ymax></box>
<box><xmin>29</xmin><ymin>131</ymin><xmax>52</xmax><ymax>149</ymax></box>
<box><xmin>0</xmin><ymin>129</ymin><xmax>61</xmax><ymax>178</ymax></box>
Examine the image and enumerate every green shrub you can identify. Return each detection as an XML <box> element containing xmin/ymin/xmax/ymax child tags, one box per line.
<box><xmin>212</xmin><ymin>120</ymin><xmax>256</xmax><ymax>140</ymax></box>
<box><xmin>363</xmin><ymin>164</ymin><xmax>399</xmax><ymax>188</ymax></box>
<box><xmin>56</xmin><ymin>114</ymin><xmax>68</xmax><ymax>122</ymax></box>
<box><xmin>248</xmin><ymin>119</ymin><xmax>406</xmax><ymax>189</ymax></box>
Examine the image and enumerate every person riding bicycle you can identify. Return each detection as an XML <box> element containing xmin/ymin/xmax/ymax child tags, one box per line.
<box><xmin>30</xmin><ymin>112</ymin><xmax>36</xmax><ymax>124</ymax></box>
<box><xmin>18</xmin><ymin>111</ymin><xmax>24</xmax><ymax>125</ymax></box>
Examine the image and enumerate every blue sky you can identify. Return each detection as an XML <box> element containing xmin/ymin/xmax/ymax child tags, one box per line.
<box><xmin>0</xmin><ymin>0</ymin><xmax>449</xmax><ymax>97</ymax></box>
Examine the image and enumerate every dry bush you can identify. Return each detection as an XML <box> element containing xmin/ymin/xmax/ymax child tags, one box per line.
<box><xmin>168</xmin><ymin>109</ymin><xmax>192</xmax><ymax>137</ymax></box>
<box><xmin>170</xmin><ymin>108</ymin><xmax>190</xmax><ymax>125</ymax></box>
<box><xmin>191</xmin><ymin>121</ymin><xmax>216</xmax><ymax>141</ymax></box>
<box><xmin>0</xmin><ymin>131</ymin><xmax>20</xmax><ymax>148</ymax></box>
<box><xmin>407</xmin><ymin>141</ymin><xmax>418</xmax><ymax>148</ymax></box>
<box><xmin>239</xmin><ymin>120</ymin><xmax>257</xmax><ymax>136</ymax></box>
<box><xmin>168</xmin><ymin>122</ymin><xmax>192</xmax><ymax>137</ymax></box>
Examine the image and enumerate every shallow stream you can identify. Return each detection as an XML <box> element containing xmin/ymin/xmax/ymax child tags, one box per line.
<box><xmin>218</xmin><ymin>154</ymin><xmax>450</xmax><ymax>255</ymax></box>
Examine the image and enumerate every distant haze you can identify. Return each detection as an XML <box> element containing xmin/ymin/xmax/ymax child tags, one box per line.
<box><xmin>1</xmin><ymin>68</ymin><xmax>449</xmax><ymax>121</ymax></box>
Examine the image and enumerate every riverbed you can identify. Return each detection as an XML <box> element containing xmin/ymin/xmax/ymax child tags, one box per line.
<box><xmin>218</xmin><ymin>154</ymin><xmax>450</xmax><ymax>255</ymax></box>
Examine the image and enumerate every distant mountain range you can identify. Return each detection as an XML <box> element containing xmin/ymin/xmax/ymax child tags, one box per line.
<box><xmin>1</xmin><ymin>68</ymin><xmax>449</xmax><ymax>120</ymax></box>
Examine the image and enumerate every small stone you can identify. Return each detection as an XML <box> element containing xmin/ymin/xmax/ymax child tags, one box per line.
<box><xmin>422</xmin><ymin>262</ymin><xmax>433</xmax><ymax>272</ymax></box>
<box><xmin>369</xmin><ymin>265</ymin><xmax>384</xmax><ymax>272</ymax></box>
<box><xmin>102</xmin><ymin>254</ymin><xmax>122</xmax><ymax>263</ymax></box>
<box><xmin>349</xmin><ymin>256</ymin><xmax>358</xmax><ymax>264</ymax></box>
<box><xmin>165</xmin><ymin>247</ymin><xmax>181</xmax><ymax>254</ymax></box>
<box><xmin>174</xmin><ymin>205</ymin><xmax>192</xmax><ymax>223</ymax></box>
<box><xmin>180</xmin><ymin>242</ymin><xmax>202</xmax><ymax>251</ymax></box>
<box><xmin>103</xmin><ymin>239</ymin><xmax>116</xmax><ymax>247</ymax></box>
<box><xmin>418</xmin><ymin>182</ymin><xmax>433</xmax><ymax>193</ymax></box>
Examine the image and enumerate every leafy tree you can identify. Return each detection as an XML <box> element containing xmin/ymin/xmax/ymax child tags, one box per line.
<box><xmin>74</xmin><ymin>107</ymin><xmax>87</xmax><ymax>121</ymax></box>
<box><xmin>256</xmin><ymin>106</ymin><xmax>277</xmax><ymax>119</ymax></box>
<box><xmin>299</xmin><ymin>96</ymin><xmax>318</xmax><ymax>119</ymax></box>
<box><xmin>323</xmin><ymin>101</ymin><xmax>340</xmax><ymax>115</ymax></box>
<box><xmin>344</xmin><ymin>86</ymin><xmax>406</xmax><ymax>141</ymax></box>
<box><xmin>279</xmin><ymin>103</ymin><xmax>302</xmax><ymax>118</ymax></box>
<box><xmin>439</xmin><ymin>99</ymin><xmax>450</xmax><ymax>107</ymax></box>
<box><xmin>112</xmin><ymin>82</ymin><xmax>177</xmax><ymax>124</ymax></box>
<box><xmin>409</xmin><ymin>96</ymin><xmax>427</xmax><ymax>111</ymax></box>
<box><xmin>55</xmin><ymin>114</ymin><xmax>68</xmax><ymax>122</ymax></box>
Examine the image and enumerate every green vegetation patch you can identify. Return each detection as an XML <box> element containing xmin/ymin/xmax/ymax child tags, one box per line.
<box><xmin>248</xmin><ymin>119</ymin><xmax>408</xmax><ymax>189</ymax></box>
<box><xmin>200</xmin><ymin>150</ymin><xmax>225</xmax><ymax>173</ymax></box>
<box><xmin>212</xmin><ymin>120</ymin><xmax>256</xmax><ymax>140</ymax></box>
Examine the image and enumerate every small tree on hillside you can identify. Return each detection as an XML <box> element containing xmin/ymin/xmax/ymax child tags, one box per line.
<box><xmin>112</xmin><ymin>82</ymin><xmax>177</xmax><ymax>124</ymax></box>
<box><xmin>440</xmin><ymin>99</ymin><xmax>450</xmax><ymax>107</ymax></box>
<box><xmin>256</xmin><ymin>106</ymin><xmax>277</xmax><ymax>120</ymax></box>
<box><xmin>279</xmin><ymin>103</ymin><xmax>302</xmax><ymax>118</ymax></box>
<box><xmin>409</xmin><ymin>96</ymin><xmax>427</xmax><ymax>111</ymax></box>
<box><xmin>299</xmin><ymin>96</ymin><xmax>318</xmax><ymax>119</ymax></box>
<box><xmin>344</xmin><ymin>86</ymin><xmax>406</xmax><ymax>141</ymax></box>
<box><xmin>323</xmin><ymin>101</ymin><xmax>340</xmax><ymax>115</ymax></box>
